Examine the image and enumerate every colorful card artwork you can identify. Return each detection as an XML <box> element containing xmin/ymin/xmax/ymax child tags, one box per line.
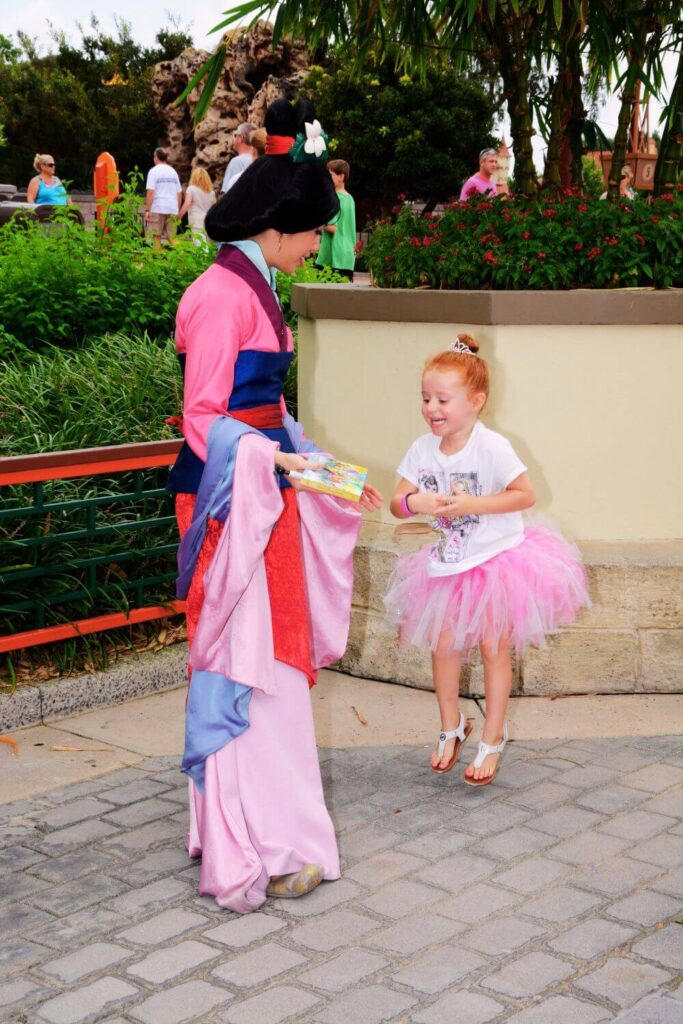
<box><xmin>289</xmin><ymin>458</ymin><xmax>368</xmax><ymax>503</ymax></box>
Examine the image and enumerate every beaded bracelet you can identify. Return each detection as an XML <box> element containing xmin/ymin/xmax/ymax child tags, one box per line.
<box><xmin>401</xmin><ymin>493</ymin><xmax>417</xmax><ymax>517</ymax></box>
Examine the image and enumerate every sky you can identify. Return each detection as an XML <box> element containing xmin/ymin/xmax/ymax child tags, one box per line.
<box><xmin>2</xmin><ymin>0</ymin><xmax>221</xmax><ymax>53</ymax></box>
<box><xmin>2</xmin><ymin>0</ymin><xmax>677</xmax><ymax>171</ymax></box>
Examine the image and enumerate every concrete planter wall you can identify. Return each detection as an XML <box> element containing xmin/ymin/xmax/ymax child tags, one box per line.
<box><xmin>293</xmin><ymin>285</ymin><xmax>683</xmax><ymax>695</ymax></box>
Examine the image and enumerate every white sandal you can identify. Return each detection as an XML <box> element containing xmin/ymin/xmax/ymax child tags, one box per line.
<box><xmin>464</xmin><ymin>722</ymin><xmax>509</xmax><ymax>787</ymax></box>
<box><xmin>431</xmin><ymin>712</ymin><xmax>474</xmax><ymax>774</ymax></box>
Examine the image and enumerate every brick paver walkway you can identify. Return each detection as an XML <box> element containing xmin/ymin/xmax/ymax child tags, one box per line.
<box><xmin>2</xmin><ymin>736</ymin><xmax>682</xmax><ymax>1023</ymax></box>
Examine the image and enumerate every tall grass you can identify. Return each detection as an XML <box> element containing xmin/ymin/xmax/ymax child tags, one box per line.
<box><xmin>1</xmin><ymin>332</ymin><xmax>180</xmax><ymax>455</ymax></box>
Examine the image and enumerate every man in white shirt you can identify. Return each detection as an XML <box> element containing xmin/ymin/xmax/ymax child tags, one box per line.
<box><xmin>221</xmin><ymin>123</ymin><xmax>256</xmax><ymax>193</ymax></box>
<box><xmin>145</xmin><ymin>148</ymin><xmax>182</xmax><ymax>249</ymax></box>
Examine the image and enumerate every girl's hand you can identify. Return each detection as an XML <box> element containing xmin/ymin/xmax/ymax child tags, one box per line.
<box><xmin>359</xmin><ymin>483</ymin><xmax>383</xmax><ymax>512</ymax></box>
<box><xmin>407</xmin><ymin>492</ymin><xmax>452</xmax><ymax>516</ymax></box>
<box><xmin>445</xmin><ymin>485</ymin><xmax>477</xmax><ymax>517</ymax></box>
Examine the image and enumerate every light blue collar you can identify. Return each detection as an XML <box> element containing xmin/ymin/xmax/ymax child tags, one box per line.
<box><xmin>229</xmin><ymin>240</ymin><xmax>278</xmax><ymax>294</ymax></box>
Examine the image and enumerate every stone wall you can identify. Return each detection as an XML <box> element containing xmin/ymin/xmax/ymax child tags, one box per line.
<box><xmin>149</xmin><ymin>22</ymin><xmax>310</xmax><ymax>187</ymax></box>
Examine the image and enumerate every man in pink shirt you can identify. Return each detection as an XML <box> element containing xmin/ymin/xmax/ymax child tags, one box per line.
<box><xmin>459</xmin><ymin>148</ymin><xmax>499</xmax><ymax>201</ymax></box>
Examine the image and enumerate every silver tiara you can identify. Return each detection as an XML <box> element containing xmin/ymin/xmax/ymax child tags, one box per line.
<box><xmin>448</xmin><ymin>338</ymin><xmax>473</xmax><ymax>355</ymax></box>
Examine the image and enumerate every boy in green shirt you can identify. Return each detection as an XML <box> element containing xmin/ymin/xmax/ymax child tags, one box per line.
<box><xmin>316</xmin><ymin>160</ymin><xmax>356</xmax><ymax>282</ymax></box>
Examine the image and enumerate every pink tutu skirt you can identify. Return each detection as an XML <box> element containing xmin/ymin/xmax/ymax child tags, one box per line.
<box><xmin>383</xmin><ymin>524</ymin><xmax>589</xmax><ymax>658</ymax></box>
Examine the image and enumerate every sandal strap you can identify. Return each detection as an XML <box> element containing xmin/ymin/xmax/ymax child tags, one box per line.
<box><xmin>437</xmin><ymin>712</ymin><xmax>467</xmax><ymax>758</ymax></box>
<box><xmin>471</xmin><ymin>722</ymin><xmax>509</xmax><ymax>769</ymax></box>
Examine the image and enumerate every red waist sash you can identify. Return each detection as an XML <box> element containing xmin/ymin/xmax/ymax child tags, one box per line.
<box><xmin>230</xmin><ymin>405</ymin><xmax>283</xmax><ymax>429</ymax></box>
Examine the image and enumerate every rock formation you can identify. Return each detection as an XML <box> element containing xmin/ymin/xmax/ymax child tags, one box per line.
<box><xmin>149</xmin><ymin>21</ymin><xmax>311</xmax><ymax>187</ymax></box>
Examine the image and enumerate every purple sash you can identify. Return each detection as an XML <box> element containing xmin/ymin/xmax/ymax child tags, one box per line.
<box><xmin>214</xmin><ymin>245</ymin><xmax>287</xmax><ymax>351</ymax></box>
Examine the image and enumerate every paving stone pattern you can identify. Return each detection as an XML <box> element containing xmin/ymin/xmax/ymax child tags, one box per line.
<box><xmin>1</xmin><ymin>737</ymin><xmax>682</xmax><ymax>1023</ymax></box>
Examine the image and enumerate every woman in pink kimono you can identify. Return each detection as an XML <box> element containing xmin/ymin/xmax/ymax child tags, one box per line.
<box><xmin>168</xmin><ymin>99</ymin><xmax>382</xmax><ymax>913</ymax></box>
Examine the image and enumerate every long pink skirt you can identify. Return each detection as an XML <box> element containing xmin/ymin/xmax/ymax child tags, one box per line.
<box><xmin>384</xmin><ymin>524</ymin><xmax>589</xmax><ymax>659</ymax></box>
<box><xmin>187</xmin><ymin>660</ymin><xmax>340</xmax><ymax>913</ymax></box>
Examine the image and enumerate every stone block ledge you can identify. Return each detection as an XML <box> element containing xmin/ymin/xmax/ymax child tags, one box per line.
<box><xmin>340</xmin><ymin>523</ymin><xmax>683</xmax><ymax>697</ymax></box>
<box><xmin>292</xmin><ymin>283</ymin><xmax>683</xmax><ymax>324</ymax></box>
<box><xmin>0</xmin><ymin>643</ymin><xmax>187</xmax><ymax>733</ymax></box>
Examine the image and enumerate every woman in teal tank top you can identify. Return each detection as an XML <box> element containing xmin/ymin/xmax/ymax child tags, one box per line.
<box><xmin>27</xmin><ymin>154</ymin><xmax>71</xmax><ymax>207</ymax></box>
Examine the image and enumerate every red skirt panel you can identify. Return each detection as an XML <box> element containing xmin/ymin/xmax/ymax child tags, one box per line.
<box><xmin>176</xmin><ymin>489</ymin><xmax>316</xmax><ymax>687</ymax></box>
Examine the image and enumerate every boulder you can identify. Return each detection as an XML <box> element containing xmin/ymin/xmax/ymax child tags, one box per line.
<box><xmin>149</xmin><ymin>21</ymin><xmax>310</xmax><ymax>188</ymax></box>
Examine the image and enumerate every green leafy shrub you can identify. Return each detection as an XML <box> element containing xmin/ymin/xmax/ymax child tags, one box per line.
<box><xmin>0</xmin><ymin>21</ymin><xmax>193</xmax><ymax>189</ymax></box>
<box><xmin>0</xmin><ymin>183</ymin><xmax>213</xmax><ymax>351</ymax></box>
<box><xmin>0</xmin><ymin>193</ymin><xmax>349</xmax><ymax>355</ymax></box>
<box><xmin>364</xmin><ymin>190</ymin><xmax>683</xmax><ymax>289</ymax></box>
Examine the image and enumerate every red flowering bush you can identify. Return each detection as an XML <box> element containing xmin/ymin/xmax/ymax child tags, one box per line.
<box><xmin>364</xmin><ymin>191</ymin><xmax>683</xmax><ymax>290</ymax></box>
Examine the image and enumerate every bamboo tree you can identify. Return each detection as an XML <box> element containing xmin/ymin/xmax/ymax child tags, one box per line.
<box><xmin>567</xmin><ymin>39</ymin><xmax>586</xmax><ymax>185</ymax></box>
<box><xmin>608</xmin><ymin>11</ymin><xmax>651</xmax><ymax>194</ymax></box>
<box><xmin>600</xmin><ymin>0</ymin><xmax>679</xmax><ymax>195</ymax></box>
<box><xmin>543</xmin><ymin>7</ymin><xmax>585</xmax><ymax>188</ymax></box>
<box><xmin>183</xmin><ymin>0</ymin><xmax>557</xmax><ymax>195</ymax></box>
<box><xmin>492</xmin><ymin>15</ymin><xmax>538</xmax><ymax>194</ymax></box>
<box><xmin>654</xmin><ymin>47</ymin><xmax>683</xmax><ymax>193</ymax></box>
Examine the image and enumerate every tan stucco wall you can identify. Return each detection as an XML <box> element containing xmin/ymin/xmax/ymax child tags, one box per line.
<box><xmin>297</xmin><ymin>317</ymin><xmax>683</xmax><ymax>541</ymax></box>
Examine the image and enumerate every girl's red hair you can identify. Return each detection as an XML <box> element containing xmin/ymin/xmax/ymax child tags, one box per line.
<box><xmin>423</xmin><ymin>334</ymin><xmax>489</xmax><ymax>399</ymax></box>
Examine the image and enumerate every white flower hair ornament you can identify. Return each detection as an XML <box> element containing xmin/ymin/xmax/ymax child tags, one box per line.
<box><xmin>304</xmin><ymin>120</ymin><xmax>326</xmax><ymax>156</ymax></box>
<box><xmin>289</xmin><ymin>120</ymin><xmax>330</xmax><ymax>163</ymax></box>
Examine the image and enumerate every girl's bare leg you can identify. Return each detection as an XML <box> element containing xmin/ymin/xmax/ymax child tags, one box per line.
<box><xmin>465</xmin><ymin>637</ymin><xmax>512</xmax><ymax>782</ymax></box>
<box><xmin>431</xmin><ymin>633</ymin><xmax>463</xmax><ymax>769</ymax></box>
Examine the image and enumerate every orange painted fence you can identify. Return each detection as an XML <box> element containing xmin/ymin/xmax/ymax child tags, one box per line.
<box><xmin>0</xmin><ymin>440</ymin><xmax>185</xmax><ymax>654</ymax></box>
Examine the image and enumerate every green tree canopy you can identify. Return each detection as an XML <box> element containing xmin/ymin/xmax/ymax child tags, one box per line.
<box><xmin>302</xmin><ymin>58</ymin><xmax>497</xmax><ymax>222</ymax></box>
<box><xmin>0</xmin><ymin>18</ymin><xmax>192</xmax><ymax>190</ymax></box>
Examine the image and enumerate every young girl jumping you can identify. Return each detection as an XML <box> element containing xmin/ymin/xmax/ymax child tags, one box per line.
<box><xmin>384</xmin><ymin>335</ymin><xmax>589</xmax><ymax>786</ymax></box>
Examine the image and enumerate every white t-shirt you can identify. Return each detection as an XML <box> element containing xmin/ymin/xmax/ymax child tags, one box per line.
<box><xmin>221</xmin><ymin>153</ymin><xmax>253</xmax><ymax>192</ymax></box>
<box><xmin>397</xmin><ymin>421</ymin><xmax>527</xmax><ymax>577</ymax></box>
<box><xmin>146</xmin><ymin>163</ymin><xmax>181</xmax><ymax>214</ymax></box>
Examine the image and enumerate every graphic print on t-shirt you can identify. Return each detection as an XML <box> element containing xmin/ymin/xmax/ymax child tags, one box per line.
<box><xmin>418</xmin><ymin>469</ymin><xmax>481</xmax><ymax>564</ymax></box>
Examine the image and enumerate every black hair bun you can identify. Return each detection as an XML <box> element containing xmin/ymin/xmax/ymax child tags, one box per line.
<box><xmin>205</xmin><ymin>96</ymin><xmax>336</xmax><ymax>242</ymax></box>
<box><xmin>264</xmin><ymin>99</ymin><xmax>298</xmax><ymax>138</ymax></box>
<box><xmin>293</xmin><ymin>99</ymin><xmax>316</xmax><ymax>133</ymax></box>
